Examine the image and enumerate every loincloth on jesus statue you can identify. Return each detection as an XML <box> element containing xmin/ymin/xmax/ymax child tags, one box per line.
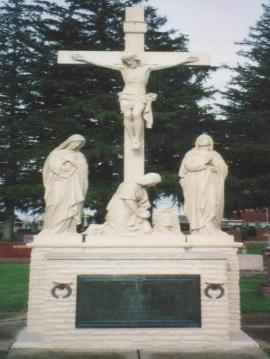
<box><xmin>118</xmin><ymin>92</ymin><xmax>157</xmax><ymax>129</ymax></box>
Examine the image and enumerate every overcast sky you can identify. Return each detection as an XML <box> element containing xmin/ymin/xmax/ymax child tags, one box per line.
<box><xmin>4</xmin><ymin>0</ymin><xmax>266</xmax><ymax>104</ymax></box>
<box><xmin>146</xmin><ymin>0</ymin><xmax>265</xmax><ymax>104</ymax></box>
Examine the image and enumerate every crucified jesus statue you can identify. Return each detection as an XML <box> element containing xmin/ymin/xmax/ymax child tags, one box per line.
<box><xmin>72</xmin><ymin>52</ymin><xmax>198</xmax><ymax>150</ymax></box>
<box><xmin>58</xmin><ymin>6</ymin><xmax>209</xmax><ymax>180</ymax></box>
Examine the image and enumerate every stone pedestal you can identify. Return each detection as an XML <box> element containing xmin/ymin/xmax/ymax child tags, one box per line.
<box><xmin>12</xmin><ymin>233</ymin><xmax>262</xmax><ymax>354</ymax></box>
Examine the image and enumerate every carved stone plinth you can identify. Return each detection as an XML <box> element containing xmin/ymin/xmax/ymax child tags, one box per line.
<box><xmin>12</xmin><ymin>232</ymin><xmax>260</xmax><ymax>354</ymax></box>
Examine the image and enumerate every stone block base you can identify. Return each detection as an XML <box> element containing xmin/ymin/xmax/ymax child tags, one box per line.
<box><xmin>14</xmin><ymin>233</ymin><xmax>248</xmax><ymax>353</ymax></box>
<box><xmin>8</xmin><ymin>333</ymin><xmax>268</xmax><ymax>359</ymax></box>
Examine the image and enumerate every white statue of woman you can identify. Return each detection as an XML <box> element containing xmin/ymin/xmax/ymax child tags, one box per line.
<box><xmin>72</xmin><ymin>53</ymin><xmax>198</xmax><ymax>150</ymax></box>
<box><xmin>179</xmin><ymin>134</ymin><xmax>228</xmax><ymax>235</ymax></box>
<box><xmin>105</xmin><ymin>172</ymin><xmax>161</xmax><ymax>233</ymax></box>
<box><xmin>42</xmin><ymin>134</ymin><xmax>88</xmax><ymax>234</ymax></box>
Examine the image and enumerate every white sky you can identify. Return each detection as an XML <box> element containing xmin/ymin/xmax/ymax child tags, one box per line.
<box><xmin>147</xmin><ymin>0</ymin><xmax>265</xmax><ymax>104</ymax></box>
<box><xmin>4</xmin><ymin>0</ymin><xmax>266</xmax><ymax>105</ymax></box>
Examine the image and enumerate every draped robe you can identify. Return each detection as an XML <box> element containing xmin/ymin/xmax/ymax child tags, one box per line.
<box><xmin>179</xmin><ymin>148</ymin><xmax>228</xmax><ymax>233</ymax></box>
<box><xmin>42</xmin><ymin>148</ymin><xmax>88</xmax><ymax>233</ymax></box>
<box><xmin>106</xmin><ymin>182</ymin><xmax>150</xmax><ymax>232</ymax></box>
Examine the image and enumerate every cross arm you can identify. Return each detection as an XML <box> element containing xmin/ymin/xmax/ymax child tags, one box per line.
<box><xmin>57</xmin><ymin>51</ymin><xmax>124</xmax><ymax>71</ymax></box>
<box><xmin>143</xmin><ymin>52</ymin><xmax>210</xmax><ymax>71</ymax></box>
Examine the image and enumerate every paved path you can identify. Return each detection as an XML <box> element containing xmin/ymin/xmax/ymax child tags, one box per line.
<box><xmin>0</xmin><ymin>315</ymin><xmax>26</xmax><ymax>358</ymax></box>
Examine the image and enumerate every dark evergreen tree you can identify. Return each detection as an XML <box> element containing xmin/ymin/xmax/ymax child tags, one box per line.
<box><xmin>36</xmin><ymin>0</ymin><xmax>214</xmax><ymax>222</ymax></box>
<box><xmin>221</xmin><ymin>1</ymin><xmax>270</xmax><ymax>213</ymax></box>
<box><xmin>0</xmin><ymin>0</ymin><xmax>215</xmax><ymax>233</ymax></box>
<box><xmin>0</xmin><ymin>0</ymin><xmax>52</xmax><ymax>239</ymax></box>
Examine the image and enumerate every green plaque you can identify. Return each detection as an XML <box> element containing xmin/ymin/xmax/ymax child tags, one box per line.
<box><xmin>76</xmin><ymin>275</ymin><xmax>201</xmax><ymax>328</ymax></box>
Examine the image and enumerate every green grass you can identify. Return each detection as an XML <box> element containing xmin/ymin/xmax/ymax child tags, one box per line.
<box><xmin>0</xmin><ymin>263</ymin><xmax>29</xmax><ymax>316</ymax></box>
<box><xmin>245</xmin><ymin>242</ymin><xmax>265</xmax><ymax>255</ymax></box>
<box><xmin>240</xmin><ymin>274</ymin><xmax>270</xmax><ymax>313</ymax></box>
<box><xmin>0</xmin><ymin>264</ymin><xmax>269</xmax><ymax>317</ymax></box>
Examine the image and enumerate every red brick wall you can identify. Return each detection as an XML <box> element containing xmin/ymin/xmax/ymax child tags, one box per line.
<box><xmin>235</xmin><ymin>208</ymin><xmax>270</xmax><ymax>222</ymax></box>
<box><xmin>0</xmin><ymin>244</ymin><xmax>31</xmax><ymax>258</ymax></box>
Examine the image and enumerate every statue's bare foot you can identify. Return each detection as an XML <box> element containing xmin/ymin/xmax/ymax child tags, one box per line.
<box><xmin>132</xmin><ymin>139</ymin><xmax>141</xmax><ymax>150</ymax></box>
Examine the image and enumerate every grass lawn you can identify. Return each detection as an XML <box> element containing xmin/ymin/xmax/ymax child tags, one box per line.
<box><xmin>0</xmin><ymin>263</ymin><xmax>29</xmax><ymax>317</ymax></box>
<box><xmin>245</xmin><ymin>242</ymin><xmax>266</xmax><ymax>255</ymax></box>
<box><xmin>240</xmin><ymin>274</ymin><xmax>270</xmax><ymax>313</ymax></box>
<box><xmin>0</xmin><ymin>263</ymin><xmax>270</xmax><ymax>316</ymax></box>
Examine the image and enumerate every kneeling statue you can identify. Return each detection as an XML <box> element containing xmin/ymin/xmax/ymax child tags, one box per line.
<box><xmin>106</xmin><ymin>173</ymin><xmax>161</xmax><ymax>234</ymax></box>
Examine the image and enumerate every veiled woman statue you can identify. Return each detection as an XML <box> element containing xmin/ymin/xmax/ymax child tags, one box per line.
<box><xmin>105</xmin><ymin>173</ymin><xmax>161</xmax><ymax>234</ymax></box>
<box><xmin>179</xmin><ymin>134</ymin><xmax>228</xmax><ymax>235</ymax></box>
<box><xmin>42</xmin><ymin>134</ymin><xmax>88</xmax><ymax>233</ymax></box>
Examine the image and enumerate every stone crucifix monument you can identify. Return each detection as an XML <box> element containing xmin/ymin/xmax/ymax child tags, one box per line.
<box><xmin>58</xmin><ymin>7</ymin><xmax>208</xmax><ymax>182</ymax></box>
<box><xmin>11</xmin><ymin>6</ymin><xmax>265</xmax><ymax>359</ymax></box>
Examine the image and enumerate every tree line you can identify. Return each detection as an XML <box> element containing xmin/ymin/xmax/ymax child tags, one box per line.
<box><xmin>0</xmin><ymin>0</ymin><xmax>270</xmax><ymax>239</ymax></box>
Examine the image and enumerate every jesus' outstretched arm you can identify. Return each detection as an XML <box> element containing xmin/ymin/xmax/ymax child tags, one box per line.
<box><xmin>70</xmin><ymin>53</ymin><xmax>122</xmax><ymax>71</ymax></box>
<box><xmin>149</xmin><ymin>55</ymin><xmax>200</xmax><ymax>72</ymax></box>
<box><xmin>58</xmin><ymin>50</ymin><xmax>125</xmax><ymax>70</ymax></box>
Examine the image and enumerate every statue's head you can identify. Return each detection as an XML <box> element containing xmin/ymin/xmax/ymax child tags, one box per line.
<box><xmin>137</xmin><ymin>173</ymin><xmax>162</xmax><ymax>187</ymax></box>
<box><xmin>195</xmin><ymin>133</ymin><xmax>214</xmax><ymax>150</ymax></box>
<box><xmin>121</xmin><ymin>53</ymin><xmax>141</xmax><ymax>68</ymax></box>
<box><xmin>57</xmin><ymin>134</ymin><xmax>86</xmax><ymax>151</ymax></box>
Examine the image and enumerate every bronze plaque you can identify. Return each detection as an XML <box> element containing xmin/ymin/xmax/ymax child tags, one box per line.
<box><xmin>76</xmin><ymin>275</ymin><xmax>201</xmax><ymax>328</ymax></box>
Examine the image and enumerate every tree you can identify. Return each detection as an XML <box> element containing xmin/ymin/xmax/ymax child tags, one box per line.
<box><xmin>36</xmin><ymin>0</ymin><xmax>215</xmax><ymax>222</ymax></box>
<box><xmin>221</xmin><ymin>1</ymin><xmax>270</xmax><ymax>213</ymax></box>
<box><xmin>0</xmin><ymin>0</ymin><xmax>215</xmax><ymax>233</ymax></box>
<box><xmin>0</xmin><ymin>0</ymin><xmax>51</xmax><ymax>239</ymax></box>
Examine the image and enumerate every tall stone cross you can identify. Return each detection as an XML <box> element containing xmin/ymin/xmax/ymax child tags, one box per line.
<box><xmin>58</xmin><ymin>7</ymin><xmax>209</xmax><ymax>182</ymax></box>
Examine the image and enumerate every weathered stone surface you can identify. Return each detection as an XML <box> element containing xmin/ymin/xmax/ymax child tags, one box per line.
<box><xmin>179</xmin><ymin>134</ymin><xmax>229</xmax><ymax>238</ymax></box>
<box><xmin>7</xmin><ymin>350</ymin><xmax>136</xmax><ymax>359</ymax></box>
<box><xmin>13</xmin><ymin>241</ymin><xmax>245</xmax><ymax>351</ymax></box>
<box><xmin>41</xmin><ymin>134</ymin><xmax>88</xmax><ymax>235</ymax></box>
<box><xmin>7</xmin><ymin>349</ymin><xmax>269</xmax><ymax>359</ymax></box>
<box><xmin>146</xmin><ymin>350</ymin><xmax>269</xmax><ymax>359</ymax></box>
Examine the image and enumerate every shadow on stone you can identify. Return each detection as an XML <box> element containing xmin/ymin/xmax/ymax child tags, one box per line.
<box><xmin>7</xmin><ymin>350</ymin><xmax>136</xmax><ymax>359</ymax></box>
<box><xmin>147</xmin><ymin>349</ymin><xmax>269</xmax><ymax>359</ymax></box>
<box><xmin>6</xmin><ymin>350</ymin><xmax>270</xmax><ymax>359</ymax></box>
